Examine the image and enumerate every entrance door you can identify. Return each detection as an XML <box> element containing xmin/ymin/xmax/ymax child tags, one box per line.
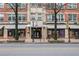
<box><xmin>31</xmin><ymin>28</ymin><xmax>42</xmax><ymax>39</ymax></box>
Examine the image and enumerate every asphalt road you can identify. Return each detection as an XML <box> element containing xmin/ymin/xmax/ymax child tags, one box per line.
<box><xmin>0</xmin><ymin>43</ymin><xmax>79</xmax><ymax>56</ymax></box>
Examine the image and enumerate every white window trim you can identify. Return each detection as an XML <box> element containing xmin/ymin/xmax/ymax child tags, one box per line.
<box><xmin>8</xmin><ymin>14</ymin><xmax>26</xmax><ymax>22</ymax></box>
<box><xmin>57</xmin><ymin>13</ymin><xmax>64</xmax><ymax>22</ymax></box>
<box><xmin>68</xmin><ymin>14</ymin><xmax>77</xmax><ymax>22</ymax></box>
<box><xmin>47</xmin><ymin>14</ymin><xmax>53</xmax><ymax>22</ymax></box>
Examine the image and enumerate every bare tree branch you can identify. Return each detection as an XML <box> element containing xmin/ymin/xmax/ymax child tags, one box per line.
<box><xmin>7</xmin><ymin>3</ymin><xmax>16</xmax><ymax>13</ymax></box>
<box><xmin>56</xmin><ymin>3</ymin><xmax>67</xmax><ymax>14</ymax></box>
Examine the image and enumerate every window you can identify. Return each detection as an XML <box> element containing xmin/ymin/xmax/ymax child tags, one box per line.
<box><xmin>47</xmin><ymin>14</ymin><xmax>55</xmax><ymax>22</ymax></box>
<box><xmin>18</xmin><ymin>3</ymin><xmax>25</xmax><ymax>8</ymax></box>
<box><xmin>0</xmin><ymin>3</ymin><xmax>4</xmax><ymax>8</ymax></box>
<box><xmin>37</xmin><ymin>13</ymin><xmax>42</xmax><ymax>21</ymax></box>
<box><xmin>0</xmin><ymin>29</ymin><xmax>3</xmax><ymax>36</ymax></box>
<box><xmin>67</xmin><ymin>3</ymin><xmax>77</xmax><ymax>9</ymax></box>
<box><xmin>8</xmin><ymin>3</ymin><xmax>15</xmax><ymax>8</ymax></box>
<box><xmin>46</xmin><ymin>3</ymin><xmax>55</xmax><ymax>9</ymax></box>
<box><xmin>38</xmin><ymin>17</ymin><xmax>42</xmax><ymax>21</ymax></box>
<box><xmin>8</xmin><ymin>29</ymin><xmax>15</xmax><ymax>37</ymax></box>
<box><xmin>18</xmin><ymin>14</ymin><xmax>26</xmax><ymax>21</ymax></box>
<box><xmin>57</xmin><ymin>14</ymin><xmax>64</xmax><ymax>22</ymax></box>
<box><xmin>37</xmin><ymin>3</ymin><xmax>42</xmax><ymax>7</ymax></box>
<box><xmin>8</xmin><ymin>14</ymin><xmax>15</xmax><ymax>22</ymax></box>
<box><xmin>31</xmin><ymin>13</ymin><xmax>36</xmax><ymax>20</ymax></box>
<box><xmin>0</xmin><ymin>14</ymin><xmax>4</xmax><ymax>22</ymax></box>
<box><xmin>68</xmin><ymin>14</ymin><xmax>77</xmax><ymax>22</ymax></box>
<box><xmin>8</xmin><ymin>29</ymin><xmax>26</xmax><ymax>37</ymax></box>
<box><xmin>46</xmin><ymin>3</ymin><xmax>64</xmax><ymax>9</ymax></box>
<box><xmin>56</xmin><ymin>3</ymin><xmax>64</xmax><ymax>9</ymax></box>
<box><xmin>30</xmin><ymin>3</ymin><xmax>42</xmax><ymax>8</ymax></box>
<box><xmin>8</xmin><ymin>14</ymin><xmax>26</xmax><ymax>22</ymax></box>
<box><xmin>30</xmin><ymin>3</ymin><xmax>36</xmax><ymax>7</ymax></box>
<box><xmin>8</xmin><ymin>3</ymin><xmax>26</xmax><ymax>8</ymax></box>
<box><xmin>47</xmin><ymin>29</ymin><xmax>65</xmax><ymax>39</ymax></box>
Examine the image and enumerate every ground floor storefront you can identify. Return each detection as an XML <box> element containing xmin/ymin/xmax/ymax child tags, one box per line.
<box><xmin>0</xmin><ymin>26</ymin><xmax>79</xmax><ymax>43</ymax></box>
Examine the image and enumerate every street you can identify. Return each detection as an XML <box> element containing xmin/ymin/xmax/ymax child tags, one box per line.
<box><xmin>0</xmin><ymin>43</ymin><xmax>79</xmax><ymax>56</ymax></box>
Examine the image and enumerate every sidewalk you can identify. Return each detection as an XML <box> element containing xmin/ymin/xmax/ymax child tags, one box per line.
<box><xmin>0</xmin><ymin>39</ymin><xmax>79</xmax><ymax>44</ymax></box>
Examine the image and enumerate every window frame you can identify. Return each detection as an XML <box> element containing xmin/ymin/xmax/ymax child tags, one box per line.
<box><xmin>0</xmin><ymin>14</ymin><xmax>4</xmax><ymax>22</ymax></box>
<box><xmin>68</xmin><ymin>14</ymin><xmax>77</xmax><ymax>22</ymax></box>
<box><xmin>67</xmin><ymin>3</ymin><xmax>77</xmax><ymax>9</ymax></box>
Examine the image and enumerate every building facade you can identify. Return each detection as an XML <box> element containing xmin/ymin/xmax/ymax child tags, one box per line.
<box><xmin>0</xmin><ymin>3</ymin><xmax>79</xmax><ymax>43</ymax></box>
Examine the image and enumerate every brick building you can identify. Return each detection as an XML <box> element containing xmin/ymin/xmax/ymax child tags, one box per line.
<box><xmin>0</xmin><ymin>3</ymin><xmax>79</xmax><ymax>43</ymax></box>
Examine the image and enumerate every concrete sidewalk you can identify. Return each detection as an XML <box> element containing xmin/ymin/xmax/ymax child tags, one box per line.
<box><xmin>0</xmin><ymin>39</ymin><xmax>79</xmax><ymax>44</ymax></box>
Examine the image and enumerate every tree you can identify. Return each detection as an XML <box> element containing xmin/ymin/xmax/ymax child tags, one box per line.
<box><xmin>8</xmin><ymin>3</ymin><xmax>19</xmax><ymax>40</ymax></box>
<box><xmin>48</xmin><ymin>3</ymin><xmax>67</xmax><ymax>40</ymax></box>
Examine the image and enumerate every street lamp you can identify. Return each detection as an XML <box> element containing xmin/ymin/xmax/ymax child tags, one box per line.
<box><xmin>68</xmin><ymin>27</ymin><xmax>70</xmax><ymax>43</ymax></box>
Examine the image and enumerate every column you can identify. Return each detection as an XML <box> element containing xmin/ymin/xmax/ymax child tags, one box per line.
<box><xmin>65</xmin><ymin>28</ymin><xmax>69</xmax><ymax>42</ymax></box>
<box><xmin>41</xmin><ymin>27</ymin><xmax>48</xmax><ymax>42</ymax></box>
<box><xmin>4</xmin><ymin>27</ymin><xmax>8</xmax><ymax>41</ymax></box>
<box><xmin>25</xmin><ymin>27</ymin><xmax>32</xmax><ymax>43</ymax></box>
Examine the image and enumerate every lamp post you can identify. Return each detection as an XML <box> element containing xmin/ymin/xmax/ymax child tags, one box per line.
<box><xmin>68</xmin><ymin>27</ymin><xmax>70</xmax><ymax>43</ymax></box>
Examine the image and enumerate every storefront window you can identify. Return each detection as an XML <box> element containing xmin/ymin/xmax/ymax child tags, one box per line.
<box><xmin>70</xmin><ymin>29</ymin><xmax>79</xmax><ymax>39</ymax></box>
<box><xmin>47</xmin><ymin>29</ymin><xmax>65</xmax><ymax>39</ymax></box>
<box><xmin>0</xmin><ymin>29</ymin><xmax>3</xmax><ymax>36</ymax></box>
<box><xmin>8</xmin><ymin>29</ymin><xmax>26</xmax><ymax>38</ymax></box>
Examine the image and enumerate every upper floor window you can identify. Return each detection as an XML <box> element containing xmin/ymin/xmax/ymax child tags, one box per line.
<box><xmin>57</xmin><ymin>14</ymin><xmax>64</xmax><ymax>22</ymax></box>
<box><xmin>8</xmin><ymin>3</ymin><xmax>26</xmax><ymax>8</ymax></box>
<box><xmin>0</xmin><ymin>14</ymin><xmax>4</xmax><ymax>22</ymax></box>
<box><xmin>8</xmin><ymin>14</ymin><xmax>26</xmax><ymax>22</ymax></box>
<box><xmin>46</xmin><ymin>3</ymin><xmax>55</xmax><ymax>9</ymax></box>
<box><xmin>37</xmin><ymin>3</ymin><xmax>42</xmax><ymax>8</ymax></box>
<box><xmin>8</xmin><ymin>3</ymin><xmax>15</xmax><ymax>8</ymax></box>
<box><xmin>18</xmin><ymin>14</ymin><xmax>26</xmax><ymax>21</ymax></box>
<box><xmin>47</xmin><ymin>14</ymin><xmax>55</xmax><ymax>22</ymax></box>
<box><xmin>47</xmin><ymin>14</ymin><xmax>64</xmax><ymax>22</ymax></box>
<box><xmin>30</xmin><ymin>13</ymin><xmax>36</xmax><ymax>21</ymax></box>
<box><xmin>37</xmin><ymin>13</ymin><xmax>42</xmax><ymax>21</ymax></box>
<box><xmin>18</xmin><ymin>3</ymin><xmax>26</xmax><ymax>8</ymax></box>
<box><xmin>8</xmin><ymin>14</ymin><xmax>15</xmax><ymax>22</ymax></box>
<box><xmin>68</xmin><ymin>14</ymin><xmax>77</xmax><ymax>22</ymax></box>
<box><xmin>30</xmin><ymin>3</ymin><xmax>42</xmax><ymax>8</ymax></box>
<box><xmin>56</xmin><ymin>3</ymin><xmax>64</xmax><ymax>9</ymax></box>
<box><xmin>67</xmin><ymin>3</ymin><xmax>77</xmax><ymax>9</ymax></box>
<box><xmin>46</xmin><ymin>3</ymin><xmax>64</xmax><ymax>9</ymax></box>
<box><xmin>30</xmin><ymin>3</ymin><xmax>36</xmax><ymax>7</ymax></box>
<box><xmin>0</xmin><ymin>3</ymin><xmax>4</xmax><ymax>8</ymax></box>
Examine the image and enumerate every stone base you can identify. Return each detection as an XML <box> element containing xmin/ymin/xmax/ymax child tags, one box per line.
<box><xmin>41</xmin><ymin>39</ymin><xmax>48</xmax><ymax>42</ymax></box>
<box><xmin>25</xmin><ymin>39</ymin><xmax>32</xmax><ymax>43</ymax></box>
